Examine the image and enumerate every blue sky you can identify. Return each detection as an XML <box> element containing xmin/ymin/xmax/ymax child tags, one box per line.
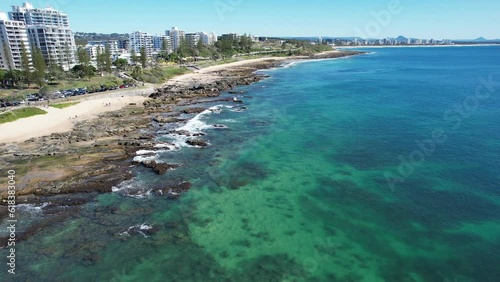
<box><xmin>1</xmin><ymin>0</ymin><xmax>499</xmax><ymax>39</ymax></box>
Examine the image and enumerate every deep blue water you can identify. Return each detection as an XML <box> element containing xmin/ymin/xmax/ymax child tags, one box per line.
<box><xmin>2</xmin><ymin>46</ymin><xmax>500</xmax><ymax>281</ymax></box>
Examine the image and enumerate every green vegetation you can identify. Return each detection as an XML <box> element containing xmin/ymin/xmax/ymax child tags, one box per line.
<box><xmin>50</xmin><ymin>102</ymin><xmax>80</xmax><ymax>109</ymax></box>
<box><xmin>282</xmin><ymin>39</ymin><xmax>333</xmax><ymax>56</ymax></box>
<box><xmin>32</xmin><ymin>47</ymin><xmax>47</xmax><ymax>87</ymax></box>
<box><xmin>0</xmin><ymin>107</ymin><xmax>47</xmax><ymax>124</ymax></box>
<box><xmin>0</xmin><ymin>75</ymin><xmax>125</xmax><ymax>99</ymax></box>
<box><xmin>140</xmin><ymin>47</ymin><xmax>147</xmax><ymax>68</ymax></box>
<box><xmin>20</xmin><ymin>42</ymin><xmax>32</xmax><ymax>87</ymax></box>
<box><xmin>131</xmin><ymin>66</ymin><xmax>190</xmax><ymax>84</ymax></box>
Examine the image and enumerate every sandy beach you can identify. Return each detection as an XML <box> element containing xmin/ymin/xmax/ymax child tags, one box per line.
<box><xmin>0</xmin><ymin>89</ymin><xmax>150</xmax><ymax>143</ymax></box>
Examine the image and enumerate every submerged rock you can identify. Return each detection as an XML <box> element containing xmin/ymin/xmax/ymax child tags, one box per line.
<box><xmin>186</xmin><ymin>139</ymin><xmax>209</xmax><ymax>147</ymax></box>
<box><xmin>142</xmin><ymin>161</ymin><xmax>180</xmax><ymax>175</ymax></box>
<box><xmin>154</xmin><ymin>182</ymin><xmax>192</xmax><ymax>199</ymax></box>
<box><xmin>181</xmin><ymin>107</ymin><xmax>206</xmax><ymax>114</ymax></box>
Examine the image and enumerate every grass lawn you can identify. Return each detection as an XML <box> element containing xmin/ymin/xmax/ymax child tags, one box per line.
<box><xmin>0</xmin><ymin>107</ymin><xmax>47</xmax><ymax>124</ymax></box>
<box><xmin>50</xmin><ymin>102</ymin><xmax>80</xmax><ymax>109</ymax></box>
<box><xmin>132</xmin><ymin>66</ymin><xmax>190</xmax><ymax>84</ymax></box>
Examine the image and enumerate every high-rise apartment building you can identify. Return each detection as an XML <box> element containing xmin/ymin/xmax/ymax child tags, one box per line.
<box><xmin>152</xmin><ymin>35</ymin><xmax>171</xmax><ymax>53</ymax></box>
<box><xmin>166</xmin><ymin>27</ymin><xmax>185</xmax><ymax>50</ymax></box>
<box><xmin>129</xmin><ymin>31</ymin><xmax>153</xmax><ymax>58</ymax></box>
<box><xmin>0</xmin><ymin>12</ymin><xmax>31</xmax><ymax>70</ymax></box>
<box><xmin>185</xmin><ymin>33</ymin><xmax>200</xmax><ymax>48</ymax></box>
<box><xmin>197</xmin><ymin>31</ymin><xmax>218</xmax><ymax>46</ymax></box>
<box><xmin>9</xmin><ymin>2</ymin><xmax>76</xmax><ymax>70</ymax></box>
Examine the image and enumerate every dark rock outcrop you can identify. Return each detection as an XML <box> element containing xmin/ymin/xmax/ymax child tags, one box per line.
<box><xmin>186</xmin><ymin>139</ymin><xmax>209</xmax><ymax>147</ymax></box>
<box><xmin>141</xmin><ymin>161</ymin><xmax>180</xmax><ymax>175</ymax></box>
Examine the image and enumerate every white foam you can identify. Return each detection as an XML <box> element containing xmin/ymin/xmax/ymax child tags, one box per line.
<box><xmin>112</xmin><ymin>178</ymin><xmax>154</xmax><ymax>199</ymax></box>
<box><xmin>133</xmin><ymin>155</ymin><xmax>157</xmax><ymax>164</ymax></box>
<box><xmin>119</xmin><ymin>223</ymin><xmax>154</xmax><ymax>238</ymax></box>
<box><xmin>154</xmin><ymin>143</ymin><xmax>179</xmax><ymax>151</ymax></box>
<box><xmin>136</xmin><ymin>150</ymin><xmax>157</xmax><ymax>155</ymax></box>
<box><xmin>165</xmin><ymin>105</ymin><xmax>232</xmax><ymax>149</ymax></box>
<box><xmin>112</xmin><ymin>178</ymin><xmax>136</xmax><ymax>193</ymax></box>
<box><xmin>16</xmin><ymin>203</ymin><xmax>50</xmax><ymax>215</ymax></box>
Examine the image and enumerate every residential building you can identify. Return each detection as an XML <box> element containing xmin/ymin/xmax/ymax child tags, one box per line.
<box><xmin>185</xmin><ymin>33</ymin><xmax>200</xmax><ymax>48</ymax></box>
<box><xmin>166</xmin><ymin>27</ymin><xmax>185</xmax><ymax>50</ymax></box>
<box><xmin>221</xmin><ymin>33</ymin><xmax>240</xmax><ymax>41</ymax></box>
<box><xmin>152</xmin><ymin>35</ymin><xmax>171</xmax><ymax>53</ymax></box>
<box><xmin>10</xmin><ymin>2</ymin><xmax>76</xmax><ymax>70</ymax></box>
<box><xmin>84</xmin><ymin>43</ymin><xmax>105</xmax><ymax>61</ymax></box>
<box><xmin>0</xmin><ymin>12</ymin><xmax>31</xmax><ymax>70</ymax></box>
<box><xmin>88</xmin><ymin>40</ymin><xmax>119</xmax><ymax>56</ymax></box>
<box><xmin>118</xmin><ymin>38</ymin><xmax>129</xmax><ymax>50</ymax></box>
<box><xmin>129</xmin><ymin>31</ymin><xmax>153</xmax><ymax>58</ymax></box>
<box><xmin>197</xmin><ymin>31</ymin><xmax>218</xmax><ymax>46</ymax></box>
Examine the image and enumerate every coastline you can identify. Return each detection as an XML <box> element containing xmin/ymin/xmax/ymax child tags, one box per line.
<box><xmin>338</xmin><ymin>44</ymin><xmax>500</xmax><ymax>49</ymax></box>
<box><xmin>0</xmin><ymin>50</ymin><xmax>365</xmax><ymax>246</ymax></box>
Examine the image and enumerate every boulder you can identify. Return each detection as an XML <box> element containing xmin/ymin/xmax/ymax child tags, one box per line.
<box><xmin>186</xmin><ymin>139</ymin><xmax>208</xmax><ymax>147</ymax></box>
<box><xmin>142</xmin><ymin>161</ymin><xmax>180</xmax><ymax>175</ymax></box>
<box><xmin>181</xmin><ymin>107</ymin><xmax>206</xmax><ymax>114</ymax></box>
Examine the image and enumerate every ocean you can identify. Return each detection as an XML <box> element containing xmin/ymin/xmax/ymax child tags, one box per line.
<box><xmin>2</xmin><ymin>46</ymin><xmax>500</xmax><ymax>281</ymax></box>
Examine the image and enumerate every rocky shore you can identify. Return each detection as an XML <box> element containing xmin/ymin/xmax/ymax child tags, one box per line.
<box><xmin>0</xmin><ymin>50</ymin><xmax>365</xmax><ymax>246</ymax></box>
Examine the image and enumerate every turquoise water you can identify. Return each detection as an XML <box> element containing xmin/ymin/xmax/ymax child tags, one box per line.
<box><xmin>2</xmin><ymin>46</ymin><xmax>500</xmax><ymax>281</ymax></box>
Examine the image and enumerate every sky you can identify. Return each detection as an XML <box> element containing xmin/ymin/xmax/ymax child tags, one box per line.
<box><xmin>1</xmin><ymin>0</ymin><xmax>500</xmax><ymax>39</ymax></box>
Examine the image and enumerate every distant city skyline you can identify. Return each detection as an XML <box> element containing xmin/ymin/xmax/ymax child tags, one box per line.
<box><xmin>1</xmin><ymin>0</ymin><xmax>500</xmax><ymax>39</ymax></box>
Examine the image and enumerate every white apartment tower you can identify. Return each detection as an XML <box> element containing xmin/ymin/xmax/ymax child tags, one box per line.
<box><xmin>88</xmin><ymin>40</ymin><xmax>119</xmax><ymax>56</ymax></box>
<box><xmin>84</xmin><ymin>44</ymin><xmax>105</xmax><ymax>61</ymax></box>
<box><xmin>129</xmin><ymin>31</ymin><xmax>153</xmax><ymax>58</ymax></box>
<box><xmin>0</xmin><ymin>12</ymin><xmax>31</xmax><ymax>70</ymax></box>
<box><xmin>197</xmin><ymin>31</ymin><xmax>218</xmax><ymax>46</ymax></box>
<box><xmin>166</xmin><ymin>27</ymin><xmax>185</xmax><ymax>50</ymax></box>
<box><xmin>152</xmin><ymin>35</ymin><xmax>171</xmax><ymax>53</ymax></box>
<box><xmin>185</xmin><ymin>33</ymin><xmax>200</xmax><ymax>48</ymax></box>
<box><xmin>9</xmin><ymin>2</ymin><xmax>76</xmax><ymax>70</ymax></box>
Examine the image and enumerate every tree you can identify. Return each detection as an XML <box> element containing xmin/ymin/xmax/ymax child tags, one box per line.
<box><xmin>4</xmin><ymin>70</ymin><xmax>22</xmax><ymax>87</ymax></box>
<box><xmin>0</xmin><ymin>69</ymin><xmax>6</xmax><ymax>87</ymax></box>
<box><xmin>161</xmin><ymin>38</ymin><xmax>169</xmax><ymax>56</ymax></box>
<box><xmin>131</xmin><ymin>65</ymin><xmax>142</xmax><ymax>80</ymax></box>
<box><xmin>130</xmin><ymin>48</ymin><xmax>137</xmax><ymax>65</ymax></box>
<box><xmin>46</xmin><ymin>51</ymin><xmax>65</xmax><ymax>83</ymax></box>
<box><xmin>64</xmin><ymin>43</ymin><xmax>73</xmax><ymax>70</ymax></box>
<box><xmin>76</xmin><ymin>47</ymin><xmax>93</xmax><ymax>80</ymax></box>
<box><xmin>71</xmin><ymin>64</ymin><xmax>96</xmax><ymax>79</ymax></box>
<box><xmin>77</xmin><ymin>47</ymin><xmax>90</xmax><ymax>66</ymax></box>
<box><xmin>113</xmin><ymin>58</ymin><xmax>128</xmax><ymax>70</ymax></box>
<box><xmin>104</xmin><ymin>45</ymin><xmax>112</xmax><ymax>73</ymax></box>
<box><xmin>47</xmin><ymin>63</ymin><xmax>65</xmax><ymax>83</ymax></box>
<box><xmin>32</xmin><ymin>48</ymin><xmax>46</xmax><ymax>88</ymax></box>
<box><xmin>96</xmin><ymin>47</ymin><xmax>105</xmax><ymax>74</ymax></box>
<box><xmin>140</xmin><ymin>47</ymin><xmax>147</xmax><ymax>68</ymax></box>
<box><xmin>3</xmin><ymin>43</ymin><xmax>13</xmax><ymax>71</ymax></box>
<box><xmin>197</xmin><ymin>39</ymin><xmax>204</xmax><ymax>52</ymax></box>
<box><xmin>20</xmin><ymin>41</ymin><xmax>32</xmax><ymax>87</ymax></box>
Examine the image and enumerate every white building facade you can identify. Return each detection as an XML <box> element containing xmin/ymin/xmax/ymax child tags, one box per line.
<box><xmin>197</xmin><ymin>31</ymin><xmax>217</xmax><ymax>46</ymax></box>
<box><xmin>166</xmin><ymin>27</ymin><xmax>185</xmax><ymax>51</ymax></box>
<box><xmin>129</xmin><ymin>31</ymin><xmax>153</xmax><ymax>58</ymax></box>
<box><xmin>152</xmin><ymin>35</ymin><xmax>171</xmax><ymax>53</ymax></box>
<box><xmin>0</xmin><ymin>12</ymin><xmax>31</xmax><ymax>70</ymax></box>
<box><xmin>9</xmin><ymin>2</ymin><xmax>76</xmax><ymax>70</ymax></box>
<box><xmin>185</xmin><ymin>33</ymin><xmax>200</xmax><ymax>48</ymax></box>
